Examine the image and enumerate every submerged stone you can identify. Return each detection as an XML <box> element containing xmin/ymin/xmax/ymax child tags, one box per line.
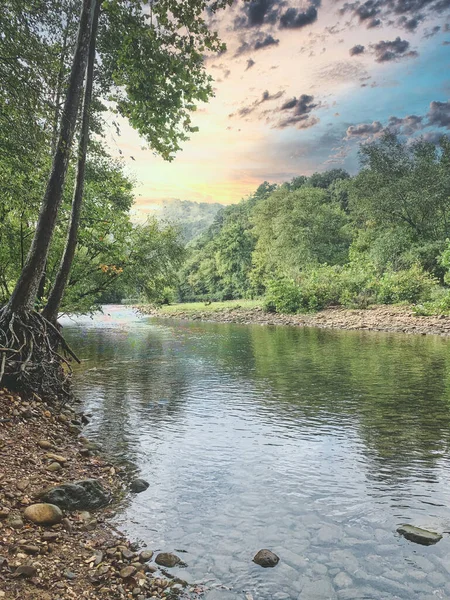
<box><xmin>37</xmin><ymin>479</ymin><xmax>110</xmax><ymax>511</ymax></box>
<box><xmin>253</xmin><ymin>549</ymin><xmax>280</xmax><ymax>568</ymax></box>
<box><xmin>397</xmin><ymin>524</ymin><xmax>442</xmax><ymax>546</ymax></box>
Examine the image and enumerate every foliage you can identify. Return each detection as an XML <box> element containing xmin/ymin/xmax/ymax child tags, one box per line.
<box><xmin>376</xmin><ymin>265</ymin><xmax>437</xmax><ymax>305</ymax></box>
<box><xmin>178</xmin><ymin>182</ymin><xmax>277</xmax><ymax>301</ymax></box>
<box><xmin>176</xmin><ymin>134</ymin><xmax>450</xmax><ymax>315</ymax></box>
<box><xmin>348</xmin><ymin>133</ymin><xmax>450</xmax><ymax>278</ymax></box>
<box><xmin>262</xmin><ymin>263</ymin><xmax>437</xmax><ymax>314</ymax></box>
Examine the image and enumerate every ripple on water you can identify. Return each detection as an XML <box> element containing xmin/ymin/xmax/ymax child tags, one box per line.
<box><xmin>62</xmin><ymin>307</ymin><xmax>450</xmax><ymax>599</ymax></box>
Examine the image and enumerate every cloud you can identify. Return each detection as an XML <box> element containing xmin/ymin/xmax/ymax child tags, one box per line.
<box><xmin>346</xmin><ymin>121</ymin><xmax>384</xmax><ymax>138</ymax></box>
<box><xmin>397</xmin><ymin>16</ymin><xmax>423</xmax><ymax>31</ymax></box>
<box><xmin>340</xmin><ymin>1</ymin><xmax>381</xmax><ymax>27</ymax></box>
<box><xmin>315</xmin><ymin>60</ymin><xmax>368</xmax><ymax>84</ymax></box>
<box><xmin>279</xmin><ymin>5</ymin><xmax>318</xmax><ymax>28</ymax></box>
<box><xmin>371</xmin><ymin>37</ymin><xmax>418</xmax><ymax>62</ymax></box>
<box><xmin>349</xmin><ymin>44</ymin><xmax>365</xmax><ymax>55</ymax></box>
<box><xmin>340</xmin><ymin>0</ymin><xmax>449</xmax><ymax>31</ymax></box>
<box><xmin>387</xmin><ymin>114</ymin><xmax>424</xmax><ymax>134</ymax></box>
<box><xmin>210</xmin><ymin>63</ymin><xmax>231</xmax><ymax>80</ymax></box>
<box><xmin>427</xmin><ymin>100</ymin><xmax>450</xmax><ymax>128</ymax></box>
<box><xmin>254</xmin><ymin>34</ymin><xmax>280</xmax><ymax>50</ymax></box>
<box><xmin>344</xmin><ymin>100</ymin><xmax>450</xmax><ymax>145</ymax></box>
<box><xmin>234</xmin><ymin>33</ymin><xmax>280</xmax><ymax>56</ymax></box>
<box><xmin>246</xmin><ymin>58</ymin><xmax>256</xmax><ymax>70</ymax></box>
<box><xmin>230</xmin><ymin>90</ymin><xmax>286</xmax><ymax>118</ymax></box>
<box><xmin>274</xmin><ymin>94</ymin><xmax>321</xmax><ymax>129</ymax></box>
<box><xmin>424</xmin><ymin>25</ymin><xmax>441</xmax><ymax>37</ymax></box>
<box><xmin>233</xmin><ymin>0</ymin><xmax>283</xmax><ymax>29</ymax></box>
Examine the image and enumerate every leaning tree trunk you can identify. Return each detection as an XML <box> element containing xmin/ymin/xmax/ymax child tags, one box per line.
<box><xmin>43</xmin><ymin>0</ymin><xmax>101</xmax><ymax>324</ymax></box>
<box><xmin>0</xmin><ymin>0</ymin><xmax>95</xmax><ymax>399</ymax></box>
<box><xmin>4</xmin><ymin>0</ymin><xmax>94</xmax><ymax>315</ymax></box>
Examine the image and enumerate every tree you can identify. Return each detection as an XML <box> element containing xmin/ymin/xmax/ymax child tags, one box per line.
<box><xmin>4</xmin><ymin>0</ymin><xmax>95</xmax><ymax>315</ymax></box>
<box><xmin>252</xmin><ymin>186</ymin><xmax>351</xmax><ymax>286</ymax></box>
<box><xmin>43</xmin><ymin>0</ymin><xmax>101</xmax><ymax>323</ymax></box>
<box><xmin>348</xmin><ymin>133</ymin><xmax>450</xmax><ymax>274</ymax></box>
<box><xmin>0</xmin><ymin>0</ymin><xmax>232</xmax><ymax>397</ymax></box>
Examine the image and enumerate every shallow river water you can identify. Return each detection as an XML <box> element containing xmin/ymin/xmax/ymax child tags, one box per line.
<box><xmin>62</xmin><ymin>305</ymin><xmax>450</xmax><ymax>599</ymax></box>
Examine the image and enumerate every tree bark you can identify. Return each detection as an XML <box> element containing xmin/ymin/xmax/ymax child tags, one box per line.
<box><xmin>3</xmin><ymin>0</ymin><xmax>95</xmax><ymax>315</ymax></box>
<box><xmin>43</xmin><ymin>0</ymin><xmax>100</xmax><ymax>322</ymax></box>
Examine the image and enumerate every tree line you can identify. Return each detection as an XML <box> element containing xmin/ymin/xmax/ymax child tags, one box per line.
<box><xmin>177</xmin><ymin>133</ymin><xmax>450</xmax><ymax>315</ymax></box>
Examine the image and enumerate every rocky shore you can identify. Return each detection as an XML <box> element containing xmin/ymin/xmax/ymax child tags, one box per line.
<box><xmin>0</xmin><ymin>388</ymin><xmax>199</xmax><ymax>600</ymax></box>
<box><xmin>139</xmin><ymin>304</ymin><xmax>450</xmax><ymax>337</ymax></box>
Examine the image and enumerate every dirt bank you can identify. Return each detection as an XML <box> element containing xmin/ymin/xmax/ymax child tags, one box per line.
<box><xmin>0</xmin><ymin>389</ymin><xmax>199</xmax><ymax>599</ymax></box>
<box><xmin>140</xmin><ymin>304</ymin><xmax>450</xmax><ymax>337</ymax></box>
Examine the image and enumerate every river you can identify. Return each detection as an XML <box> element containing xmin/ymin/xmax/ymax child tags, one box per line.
<box><xmin>61</xmin><ymin>305</ymin><xmax>450</xmax><ymax>599</ymax></box>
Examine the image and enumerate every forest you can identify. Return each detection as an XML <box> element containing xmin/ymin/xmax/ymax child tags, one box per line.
<box><xmin>176</xmin><ymin>133</ymin><xmax>450</xmax><ymax>317</ymax></box>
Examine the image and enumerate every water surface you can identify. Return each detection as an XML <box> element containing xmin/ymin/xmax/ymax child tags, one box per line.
<box><xmin>62</xmin><ymin>306</ymin><xmax>450</xmax><ymax>599</ymax></box>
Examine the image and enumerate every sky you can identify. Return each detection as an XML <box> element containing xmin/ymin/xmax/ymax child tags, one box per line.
<box><xmin>105</xmin><ymin>0</ymin><xmax>450</xmax><ymax>215</ymax></box>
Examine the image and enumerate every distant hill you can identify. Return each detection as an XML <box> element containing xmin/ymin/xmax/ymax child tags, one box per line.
<box><xmin>157</xmin><ymin>199</ymin><xmax>224</xmax><ymax>243</ymax></box>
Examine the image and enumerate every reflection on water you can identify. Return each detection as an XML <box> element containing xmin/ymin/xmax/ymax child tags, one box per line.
<box><xmin>62</xmin><ymin>306</ymin><xmax>450</xmax><ymax>599</ymax></box>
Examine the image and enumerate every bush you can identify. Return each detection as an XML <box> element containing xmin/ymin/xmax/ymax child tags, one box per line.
<box><xmin>263</xmin><ymin>263</ymin><xmax>439</xmax><ymax>314</ymax></box>
<box><xmin>263</xmin><ymin>279</ymin><xmax>303</xmax><ymax>313</ymax></box>
<box><xmin>376</xmin><ymin>264</ymin><xmax>437</xmax><ymax>304</ymax></box>
<box><xmin>413</xmin><ymin>289</ymin><xmax>450</xmax><ymax>316</ymax></box>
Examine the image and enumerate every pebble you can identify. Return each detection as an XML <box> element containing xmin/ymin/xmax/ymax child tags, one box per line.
<box><xmin>253</xmin><ymin>549</ymin><xmax>280</xmax><ymax>568</ymax></box>
<box><xmin>20</xmin><ymin>545</ymin><xmax>40</xmax><ymax>555</ymax></box>
<box><xmin>13</xmin><ymin>565</ymin><xmax>37</xmax><ymax>578</ymax></box>
<box><xmin>24</xmin><ymin>503</ymin><xmax>63</xmax><ymax>525</ymax></box>
<box><xmin>130</xmin><ymin>479</ymin><xmax>149</xmax><ymax>493</ymax></box>
<box><xmin>8</xmin><ymin>518</ymin><xmax>24</xmax><ymax>529</ymax></box>
<box><xmin>120</xmin><ymin>565</ymin><xmax>137</xmax><ymax>579</ymax></box>
<box><xmin>397</xmin><ymin>524</ymin><xmax>442</xmax><ymax>546</ymax></box>
<box><xmin>46</xmin><ymin>462</ymin><xmax>62</xmax><ymax>472</ymax></box>
<box><xmin>38</xmin><ymin>440</ymin><xmax>53</xmax><ymax>449</ymax></box>
<box><xmin>16</xmin><ymin>479</ymin><xmax>30</xmax><ymax>492</ymax></box>
<box><xmin>45</xmin><ymin>453</ymin><xmax>67</xmax><ymax>463</ymax></box>
<box><xmin>64</xmin><ymin>571</ymin><xmax>77</xmax><ymax>580</ymax></box>
<box><xmin>139</xmin><ymin>550</ymin><xmax>153</xmax><ymax>562</ymax></box>
<box><xmin>155</xmin><ymin>552</ymin><xmax>183</xmax><ymax>568</ymax></box>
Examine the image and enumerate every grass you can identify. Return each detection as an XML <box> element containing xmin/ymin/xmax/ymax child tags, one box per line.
<box><xmin>153</xmin><ymin>299</ymin><xmax>262</xmax><ymax>314</ymax></box>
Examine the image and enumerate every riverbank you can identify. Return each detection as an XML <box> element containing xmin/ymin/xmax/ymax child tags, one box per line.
<box><xmin>0</xmin><ymin>388</ymin><xmax>195</xmax><ymax>599</ymax></box>
<box><xmin>138</xmin><ymin>302</ymin><xmax>450</xmax><ymax>336</ymax></box>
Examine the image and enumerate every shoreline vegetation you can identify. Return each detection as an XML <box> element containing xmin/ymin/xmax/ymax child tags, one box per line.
<box><xmin>0</xmin><ymin>388</ymin><xmax>201</xmax><ymax>600</ymax></box>
<box><xmin>137</xmin><ymin>300</ymin><xmax>450</xmax><ymax>337</ymax></box>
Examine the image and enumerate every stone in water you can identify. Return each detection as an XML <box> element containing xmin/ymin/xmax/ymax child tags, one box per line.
<box><xmin>397</xmin><ymin>524</ymin><xmax>442</xmax><ymax>546</ymax></box>
<box><xmin>253</xmin><ymin>549</ymin><xmax>280</xmax><ymax>568</ymax></box>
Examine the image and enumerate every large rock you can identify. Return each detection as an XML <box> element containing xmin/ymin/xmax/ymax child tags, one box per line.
<box><xmin>253</xmin><ymin>549</ymin><xmax>280</xmax><ymax>568</ymax></box>
<box><xmin>155</xmin><ymin>552</ymin><xmax>184</xmax><ymax>568</ymax></box>
<box><xmin>24</xmin><ymin>503</ymin><xmax>63</xmax><ymax>525</ymax></box>
<box><xmin>37</xmin><ymin>479</ymin><xmax>110</xmax><ymax>511</ymax></box>
<box><xmin>397</xmin><ymin>524</ymin><xmax>442</xmax><ymax>546</ymax></box>
<box><xmin>130</xmin><ymin>478</ymin><xmax>149</xmax><ymax>493</ymax></box>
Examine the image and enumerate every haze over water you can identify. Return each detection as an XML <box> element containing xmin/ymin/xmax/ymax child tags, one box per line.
<box><xmin>63</xmin><ymin>306</ymin><xmax>450</xmax><ymax>599</ymax></box>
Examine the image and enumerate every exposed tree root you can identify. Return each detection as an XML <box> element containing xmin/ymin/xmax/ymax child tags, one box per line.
<box><xmin>0</xmin><ymin>308</ymin><xmax>80</xmax><ymax>400</ymax></box>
